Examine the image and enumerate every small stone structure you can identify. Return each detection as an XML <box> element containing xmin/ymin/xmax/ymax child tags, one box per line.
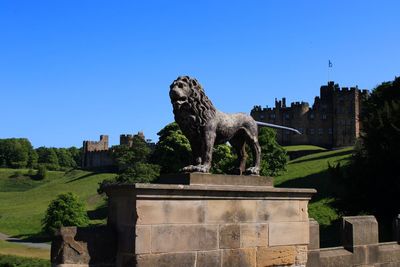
<box><xmin>251</xmin><ymin>81</ymin><xmax>369</xmax><ymax>148</ymax></box>
<box><xmin>81</xmin><ymin>132</ymin><xmax>151</xmax><ymax>170</ymax></box>
<box><xmin>52</xmin><ymin>173</ymin><xmax>316</xmax><ymax>267</ymax></box>
<box><xmin>307</xmin><ymin>216</ymin><xmax>400</xmax><ymax>267</ymax></box>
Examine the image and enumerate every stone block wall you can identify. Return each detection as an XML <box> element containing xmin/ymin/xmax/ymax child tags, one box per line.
<box><xmin>104</xmin><ymin>179</ymin><xmax>316</xmax><ymax>267</ymax></box>
<box><xmin>307</xmin><ymin>215</ymin><xmax>400</xmax><ymax>267</ymax></box>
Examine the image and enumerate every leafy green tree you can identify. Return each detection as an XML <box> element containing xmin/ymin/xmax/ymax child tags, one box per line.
<box><xmin>0</xmin><ymin>138</ymin><xmax>35</xmax><ymax>168</ymax></box>
<box><xmin>338</xmin><ymin>77</ymin><xmax>400</xmax><ymax>218</ymax></box>
<box><xmin>150</xmin><ymin>122</ymin><xmax>192</xmax><ymax>174</ymax></box>
<box><xmin>35</xmin><ymin>165</ymin><xmax>47</xmax><ymax>180</ymax></box>
<box><xmin>111</xmin><ymin>135</ymin><xmax>150</xmax><ymax>172</ymax></box>
<box><xmin>258</xmin><ymin>127</ymin><xmax>288</xmax><ymax>176</ymax></box>
<box><xmin>55</xmin><ymin>148</ymin><xmax>77</xmax><ymax>169</ymax></box>
<box><xmin>36</xmin><ymin>147</ymin><xmax>59</xmax><ymax>170</ymax></box>
<box><xmin>68</xmin><ymin>147</ymin><xmax>82</xmax><ymax>167</ymax></box>
<box><xmin>42</xmin><ymin>192</ymin><xmax>89</xmax><ymax>235</ymax></box>
<box><xmin>98</xmin><ymin>136</ymin><xmax>160</xmax><ymax>192</ymax></box>
<box><xmin>211</xmin><ymin>144</ymin><xmax>236</xmax><ymax>174</ymax></box>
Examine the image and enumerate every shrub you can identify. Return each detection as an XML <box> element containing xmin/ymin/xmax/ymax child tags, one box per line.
<box><xmin>42</xmin><ymin>192</ymin><xmax>89</xmax><ymax>235</ymax></box>
<box><xmin>10</xmin><ymin>170</ymin><xmax>23</xmax><ymax>178</ymax></box>
<box><xmin>0</xmin><ymin>254</ymin><xmax>49</xmax><ymax>267</ymax></box>
<box><xmin>35</xmin><ymin>165</ymin><xmax>47</xmax><ymax>180</ymax></box>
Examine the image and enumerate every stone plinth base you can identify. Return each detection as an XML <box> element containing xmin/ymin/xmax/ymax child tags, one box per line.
<box><xmin>158</xmin><ymin>172</ymin><xmax>273</xmax><ymax>187</ymax></box>
<box><xmin>104</xmin><ymin>174</ymin><xmax>316</xmax><ymax>267</ymax></box>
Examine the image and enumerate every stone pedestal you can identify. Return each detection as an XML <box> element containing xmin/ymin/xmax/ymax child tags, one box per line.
<box><xmin>104</xmin><ymin>173</ymin><xmax>316</xmax><ymax>267</ymax></box>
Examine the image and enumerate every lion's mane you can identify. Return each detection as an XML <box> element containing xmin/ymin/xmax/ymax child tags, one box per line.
<box><xmin>171</xmin><ymin>76</ymin><xmax>216</xmax><ymax>136</ymax></box>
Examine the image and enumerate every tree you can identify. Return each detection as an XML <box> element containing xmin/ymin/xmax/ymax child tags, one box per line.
<box><xmin>211</xmin><ymin>144</ymin><xmax>236</xmax><ymax>174</ymax></box>
<box><xmin>111</xmin><ymin>135</ymin><xmax>151</xmax><ymax>172</ymax></box>
<box><xmin>35</xmin><ymin>165</ymin><xmax>47</xmax><ymax>180</ymax></box>
<box><xmin>150</xmin><ymin>122</ymin><xmax>192</xmax><ymax>174</ymax></box>
<box><xmin>0</xmin><ymin>138</ymin><xmax>37</xmax><ymax>168</ymax></box>
<box><xmin>257</xmin><ymin>127</ymin><xmax>288</xmax><ymax>176</ymax></box>
<box><xmin>67</xmin><ymin>147</ymin><xmax>82</xmax><ymax>167</ymax></box>
<box><xmin>36</xmin><ymin>147</ymin><xmax>59</xmax><ymax>170</ymax></box>
<box><xmin>42</xmin><ymin>192</ymin><xmax>89</xmax><ymax>235</ymax></box>
<box><xmin>55</xmin><ymin>148</ymin><xmax>77</xmax><ymax>169</ymax></box>
<box><xmin>338</xmin><ymin>77</ymin><xmax>400</xmax><ymax>217</ymax></box>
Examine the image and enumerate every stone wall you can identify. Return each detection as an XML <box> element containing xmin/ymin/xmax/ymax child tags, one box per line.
<box><xmin>104</xmin><ymin>174</ymin><xmax>316</xmax><ymax>267</ymax></box>
<box><xmin>307</xmin><ymin>216</ymin><xmax>400</xmax><ymax>267</ymax></box>
<box><xmin>251</xmin><ymin>81</ymin><xmax>369</xmax><ymax>148</ymax></box>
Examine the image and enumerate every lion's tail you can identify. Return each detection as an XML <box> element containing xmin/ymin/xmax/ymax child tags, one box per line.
<box><xmin>256</xmin><ymin>121</ymin><xmax>302</xmax><ymax>135</ymax></box>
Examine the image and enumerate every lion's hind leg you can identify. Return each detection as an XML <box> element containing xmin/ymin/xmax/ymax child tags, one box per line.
<box><xmin>229</xmin><ymin>135</ymin><xmax>247</xmax><ymax>175</ymax></box>
<box><xmin>243</xmin><ymin>129</ymin><xmax>261</xmax><ymax>176</ymax></box>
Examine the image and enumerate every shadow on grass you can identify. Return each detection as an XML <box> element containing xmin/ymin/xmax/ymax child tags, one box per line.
<box><xmin>290</xmin><ymin>149</ymin><xmax>353</xmax><ymax>165</ymax></box>
<box><xmin>10</xmin><ymin>232</ymin><xmax>52</xmax><ymax>244</ymax></box>
<box><xmin>87</xmin><ymin>203</ymin><xmax>108</xmax><ymax>221</ymax></box>
<box><xmin>66</xmin><ymin>172</ymin><xmax>99</xmax><ymax>183</ymax></box>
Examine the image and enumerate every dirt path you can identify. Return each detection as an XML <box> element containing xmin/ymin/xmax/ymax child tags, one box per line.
<box><xmin>0</xmin><ymin>232</ymin><xmax>50</xmax><ymax>250</ymax></box>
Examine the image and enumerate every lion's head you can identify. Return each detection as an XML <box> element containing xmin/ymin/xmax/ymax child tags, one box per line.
<box><xmin>170</xmin><ymin>76</ymin><xmax>216</xmax><ymax>131</ymax></box>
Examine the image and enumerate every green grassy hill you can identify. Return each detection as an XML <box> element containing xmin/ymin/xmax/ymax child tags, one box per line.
<box><xmin>0</xmin><ymin>168</ymin><xmax>115</xmax><ymax>238</ymax></box>
<box><xmin>277</xmin><ymin>146</ymin><xmax>353</xmax><ymax>226</ymax></box>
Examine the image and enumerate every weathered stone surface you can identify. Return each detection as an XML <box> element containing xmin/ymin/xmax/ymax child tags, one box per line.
<box><xmin>343</xmin><ymin>216</ymin><xmax>378</xmax><ymax>249</ymax></box>
<box><xmin>220</xmin><ymin>224</ymin><xmax>240</xmax><ymax>249</ymax></box>
<box><xmin>196</xmin><ymin>250</ymin><xmax>221</xmax><ymax>267</ymax></box>
<box><xmin>114</xmin><ymin>196</ymin><xmax>136</xmax><ymax>226</ymax></box>
<box><xmin>151</xmin><ymin>224</ymin><xmax>218</xmax><ymax>253</ymax></box>
<box><xmin>117</xmin><ymin>226</ymin><xmax>135</xmax><ymax>253</ymax></box>
<box><xmin>135</xmin><ymin>225</ymin><xmax>151</xmax><ymax>254</ymax></box>
<box><xmin>257</xmin><ymin>200</ymin><xmax>301</xmax><ymax>222</ymax></box>
<box><xmin>269</xmin><ymin>221</ymin><xmax>309</xmax><ymax>246</ymax></box>
<box><xmin>136</xmin><ymin>199</ymin><xmax>205</xmax><ymax>225</ymax></box>
<box><xmin>136</xmin><ymin>252</ymin><xmax>196</xmax><ymax>267</ymax></box>
<box><xmin>295</xmin><ymin>245</ymin><xmax>308</xmax><ymax>265</ymax></box>
<box><xmin>158</xmin><ymin>173</ymin><xmax>273</xmax><ymax>186</ymax></box>
<box><xmin>206</xmin><ymin>200</ymin><xmax>257</xmax><ymax>223</ymax></box>
<box><xmin>352</xmin><ymin>245</ymin><xmax>379</xmax><ymax>265</ymax></box>
<box><xmin>240</xmin><ymin>223</ymin><xmax>268</xmax><ymax>248</ymax></box>
<box><xmin>299</xmin><ymin>200</ymin><xmax>309</xmax><ymax>221</ymax></box>
<box><xmin>51</xmin><ymin>226</ymin><xmax>117</xmax><ymax>265</ymax></box>
<box><xmin>378</xmin><ymin>243</ymin><xmax>400</xmax><ymax>263</ymax></box>
<box><xmin>307</xmin><ymin>250</ymin><xmax>321</xmax><ymax>267</ymax></box>
<box><xmin>222</xmin><ymin>248</ymin><xmax>256</xmax><ymax>267</ymax></box>
<box><xmin>256</xmin><ymin>246</ymin><xmax>296</xmax><ymax>267</ymax></box>
<box><xmin>319</xmin><ymin>247</ymin><xmax>353</xmax><ymax>267</ymax></box>
<box><xmin>308</xmin><ymin>219</ymin><xmax>320</xmax><ymax>250</ymax></box>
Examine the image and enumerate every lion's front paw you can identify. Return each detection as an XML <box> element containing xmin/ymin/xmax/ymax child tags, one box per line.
<box><xmin>245</xmin><ymin>167</ymin><xmax>260</xmax><ymax>176</ymax></box>
<box><xmin>181</xmin><ymin>165</ymin><xmax>210</xmax><ymax>173</ymax></box>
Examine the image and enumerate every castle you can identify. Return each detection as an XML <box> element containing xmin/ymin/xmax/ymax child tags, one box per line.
<box><xmin>251</xmin><ymin>81</ymin><xmax>369</xmax><ymax>148</ymax></box>
<box><xmin>81</xmin><ymin>132</ymin><xmax>147</xmax><ymax>169</ymax></box>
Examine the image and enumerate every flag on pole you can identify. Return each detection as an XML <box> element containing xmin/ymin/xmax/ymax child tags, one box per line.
<box><xmin>328</xmin><ymin>60</ymin><xmax>333</xmax><ymax>68</ymax></box>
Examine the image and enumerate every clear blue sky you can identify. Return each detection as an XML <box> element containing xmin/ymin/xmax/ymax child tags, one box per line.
<box><xmin>1</xmin><ymin>1</ymin><xmax>399</xmax><ymax>148</ymax></box>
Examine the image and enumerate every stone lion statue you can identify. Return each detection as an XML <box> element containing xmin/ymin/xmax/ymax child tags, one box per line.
<box><xmin>170</xmin><ymin>76</ymin><xmax>261</xmax><ymax>175</ymax></box>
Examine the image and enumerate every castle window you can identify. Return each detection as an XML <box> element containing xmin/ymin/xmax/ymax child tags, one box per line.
<box><xmin>309</xmin><ymin>114</ymin><xmax>315</xmax><ymax>120</ymax></box>
<box><xmin>318</xmin><ymin>128</ymin><xmax>323</xmax><ymax>135</ymax></box>
<box><xmin>285</xmin><ymin>130</ymin><xmax>290</xmax><ymax>135</ymax></box>
<box><xmin>322</xmin><ymin>114</ymin><xmax>327</xmax><ymax>120</ymax></box>
<box><xmin>270</xmin><ymin>114</ymin><xmax>276</xmax><ymax>119</ymax></box>
<box><xmin>328</xmin><ymin>128</ymin><xmax>333</xmax><ymax>135</ymax></box>
<box><xmin>299</xmin><ymin>128</ymin><xmax>304</xmax><ymax>134</ymax></box>
<box><xmin>310</xmin><ymin>128</ymin><xmax>315</xmax><ymax>135</ymax></box>
<box><xmin>284</xmin><ymin>114</ymin><xmax>290</xmax><ymax>120</ymax></box>
<box><xmin>260</xmin><ymin>114</ymin><xmax>265</xmax><ymax>119</ymax></box>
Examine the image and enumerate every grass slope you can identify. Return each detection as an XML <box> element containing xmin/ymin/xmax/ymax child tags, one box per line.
<box><xmin>276</xmin><ymin>147</ymin><xmax>353</xmax><ymax>226</ymax></box>
<box><xmin>0</xmin><ymin>168</ymin><xmax>115</xmax><ymax>238</ymax></box>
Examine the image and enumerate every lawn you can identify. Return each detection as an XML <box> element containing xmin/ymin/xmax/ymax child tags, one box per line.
<box><xmin>283</xmin><ymin>145</ymin><xmax>327</xmax><ymax>152</ymax></box>
<box><xmin>275</xmin><ymin>147</ymin><xmax>354</xmax><ymax>246</ymax></box>
<box><xmin>0</xmin><ymin>168</ymin><xmax>115</xmax><ymax>238</ymax></box>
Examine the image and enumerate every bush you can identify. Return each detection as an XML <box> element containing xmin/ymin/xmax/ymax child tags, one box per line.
<box><xmin>10</xmin><ymin>170</ymin><xmax>23</xmax><ymax>178</ymax></box>
<box><xmin>35</xmin><ymin>165</ymin><xmax>47</xmax><ymax>180</ymax></box>
<box><xmin>0</xmin><ymin>254</ymin><xmax>49</xmax><ymax>267</ymax></box>
<box><xmin>42</xmin><ymin>192</ymin><xmax>89</xmax><ymax>235</ymax></box>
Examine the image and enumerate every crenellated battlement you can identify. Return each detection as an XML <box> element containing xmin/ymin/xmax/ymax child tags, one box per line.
<box><xmin>251</xmin><ymin>81</ymin><xmax>370</xmax><ymax>148</ymax></box>
<box><xmin>308</xmin><ymin>215</ymin><xmax>400</xmax><ymax>266</ymax></box>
